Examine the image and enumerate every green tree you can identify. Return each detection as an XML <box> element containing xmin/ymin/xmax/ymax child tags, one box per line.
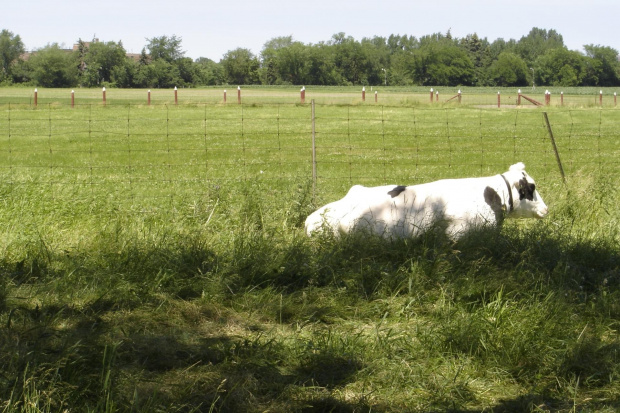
<box><xmin>305</xmin><ymin>43</ymin><xmax>341</xmax><ymax>85</ymax></box>
<box><xmin>221</xmin><ymin>48</ymin><xmax>259</xmax><ymax>85</ymax></box>
<box><xmin>275</xmin><ymin>42</ymin><xmax>309</xmax><ymax>84</ymax></box>
<box><xmin>81</xmin><ymin>39</ymin><xmax>128</xmax><ymax>86</ymax></box>
<box><xmin>110</xmin><ymin>58</ymin><xmax>137</xmax><ymax>88</ymax></box>
<box><xmin>330</xmin><ymin>34</ymin><xmax>374</xmax><ymax>85</ymax></box>
<box><xmin>146</xmin><ymin>35</ymin><xmax>184</xmax><ymax>63</ymax></box>
<box><xmin>583</xmin><ymin>44</ymin><xmax>620</xmax><ymax>86</ymax></box>
<box><xmin>260</xmin><ymin>36</ymin><xmax>294</xmax><ymax>84</ymax></box>
<box><xmin>0</xmin><ymin>29</ymin><xmax>25</xmax><ymax>83</ymax></box>
<box><xmin>460</xmin><ymin>33</ymin><xmax>492</xmax><ymax>85</ymax></box>
<box><xmin>515</xmin><ymin>27</ymin><xmax>564</xmax><ymax>66</ymax></box>
<box><xmin>134</xmin><ymin>58</ymin><xmax>181</xmax><ymax>88</ymax></box>
<box><xmin>412</xmin><ymin>42</ymin><xmax>475</xmax><ymax>86</ymax></box>
<box><xmin>488</xmin><ymin>52</ymin><xmax>529</xmax><ymax>86</ymax></box>
<box><xmin>194</xmin><ymin>57</ymin><xmax>222</xmax><ymax>85</ymax></box>
<box><xmin>28</xmin><ymin>43</ymin><xmax>78</xmax><ymax>87</ymax></box>
<box><xmin>387</xmin><ymin>34</ymin><xmax>418</xmax><ymax>53</ymax></box>
<box><xmin>389</xmin><ymin>52</ymin><xmax>415</xmax><ymax>85</ymax></box>
<box><xmin>535</xmin><ymin>48</ymin><xmax>586</xmax><ymax>86</ymax></box>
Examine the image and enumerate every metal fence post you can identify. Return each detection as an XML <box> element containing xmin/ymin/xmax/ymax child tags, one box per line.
<box><xmin>311</xmin><ymin>99</ymin><xmax>317</xmax><ymax>197</ymax></box>
<box><xmin>543</xmin><ymin>112</ymin><xmax>566</xmax><ymax>184</ymax></box>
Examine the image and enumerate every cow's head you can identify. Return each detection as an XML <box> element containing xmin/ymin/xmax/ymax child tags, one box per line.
<box><xmin>504</xmin><ymin>162</ymin><xmax>548</xmax><ymax>219</ymax></box>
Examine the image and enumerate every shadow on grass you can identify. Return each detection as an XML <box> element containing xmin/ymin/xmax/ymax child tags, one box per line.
<box><xmin>1</xmin><ymin>210</ymin><xmax>618</xmax><ymax>411</ymax></box>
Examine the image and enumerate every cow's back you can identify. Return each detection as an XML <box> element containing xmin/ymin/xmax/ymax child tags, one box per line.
<box><xmin>306</xmin><ymin>178</ymin><xmax>499</xmax><ymax>238</ymax></box>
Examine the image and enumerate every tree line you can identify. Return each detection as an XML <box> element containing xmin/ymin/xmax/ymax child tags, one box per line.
<box><xmin>1</xmin><ymin>28</ymin><xmax>619</xmax><ymax>88</ymax></box>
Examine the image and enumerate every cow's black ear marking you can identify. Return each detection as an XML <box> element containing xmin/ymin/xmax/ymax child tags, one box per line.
<box><xmin>517</xmin><ymin>178</ymin><xmax>535</xmax><ymax>201</ymax></box>
<box><xmin>388</xmin><ymin>185</ymin><xmax>407</xmax><ymax>198</ymax></box>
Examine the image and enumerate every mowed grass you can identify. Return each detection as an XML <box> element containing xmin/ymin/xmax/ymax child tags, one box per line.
<box><xmin>0</xmin><ymin>100</ymin><xmax>619</xmax><ymax>412</ymax></box>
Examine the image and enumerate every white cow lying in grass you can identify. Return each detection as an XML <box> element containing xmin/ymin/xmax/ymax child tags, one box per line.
<box><xmin>305</xmin><ymin>162</ymin><xmax>548</xmax><ymax>240</ymax></box>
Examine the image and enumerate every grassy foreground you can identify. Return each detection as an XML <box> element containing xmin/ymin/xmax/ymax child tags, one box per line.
<box><xmin>0</xmin><ymin>102</ymin><xmax>619</xmax><ymax>412</ymax></box>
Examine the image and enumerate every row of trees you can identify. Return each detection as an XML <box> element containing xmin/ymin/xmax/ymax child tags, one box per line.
<box><xmin>1</xmin><ymin>28</ymin><xmax>619</xmax><ymax>88</ymax></box>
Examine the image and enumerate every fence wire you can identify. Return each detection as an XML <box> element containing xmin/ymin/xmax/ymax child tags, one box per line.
<box><xmin>0</xmin><ymin>102</ymin><xmax>618</xmax><ymax>208</ymax></box>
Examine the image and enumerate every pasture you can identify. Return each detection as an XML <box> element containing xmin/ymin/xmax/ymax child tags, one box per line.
<box><xmin>0</xmin><ymin>90</ymin><xmax>619</xmax><ymax>412</ymax></box>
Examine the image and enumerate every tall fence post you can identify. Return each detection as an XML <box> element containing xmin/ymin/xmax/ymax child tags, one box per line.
<box><xmin>458</xmin><ymin>89</ymin><xmax>461</xmax><ymax>104</ymax></box>
<box><xmin>301</xmin><ymin>86</ymin><xmax>305</xmax><ymax>104</ymax></box>
<box><xmin>430</xmin><ymin>88</ymin><xmax>433</xmax><ymax>103</ymax></box>
<box><xmin>102</xmin><ymin>87</ymin><xmax>106</xmax><ymax>105</ymax></box>
<box><xmin>237</xmin><ymin>86</ymin><xmax>241</xmax><ymax>104</ymax></box>
<box><xmin>435</xmin><ymin>90</ymin><xmax>439</xmax><ymax>102</ymax></box>
<box><xmin>375</xmin><ymin>91</ymin><xmax>378</xmax><ymax>103</ymax></box>
<box><xmin>497</xmin><ymin>91</ymin><xmax>500</xmax><ymax>108</ymax></box>
<box><xmin>223</xmin><ymin>90</ymin><xmax>227</xmax><ymax>104</ymax></box>
<box><xmin>71</xmin><ymin>90</ymin><xmax>75</xmax><ymax>108</ymax></box>
<box><xmin>174</xmin><ymin>86</ymin><xmax>178</xmax><ymax>105</ymax></box>
<box><xmin>311</xmin><ymin>99</ymin><xmax>317</xmax><ymax>198</ymax></box>
<box><xmin>600</xmin><ymin>90</ymin><xmax>603</xmax><ymax>106</ymax></box>
<box><xmin>34</xmin><ymin>88</ymin><xmax>38</xmax><ymax>107</ymax></box>
<box><xmin>362</xmin><ymin>87</ymin><xmax>366</xmax><ymax>102</ymax></box>
<box><xmin>517</xmin><ymin>89</ymin><xmax>522</xmax><ymax>105</ymax></box>
<box><xmin>543</xmin><ymin>112</ymin><xmax>567</xmax><ymax>184</ymax></box>
<box><xmin>148</xmin><ymin>90</ymin><xmax>151</xmax><ymax>106</ymax></box>
<box><xmin>561</xmin><ymin>91</ymin><xmax>564</xmax><ymax>106</ymax></box>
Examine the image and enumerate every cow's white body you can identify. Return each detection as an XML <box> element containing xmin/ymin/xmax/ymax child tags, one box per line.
<box><xmin>305</xmin><ymin>163</ymin><xmax>548</xmax><ymax>240</ymax></box>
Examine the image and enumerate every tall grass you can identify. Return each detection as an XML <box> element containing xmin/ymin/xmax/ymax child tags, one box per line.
<box><xmin>0</xmin><ymin>102</ymin><xmax>618</xmax><ymax>412</ymax></box>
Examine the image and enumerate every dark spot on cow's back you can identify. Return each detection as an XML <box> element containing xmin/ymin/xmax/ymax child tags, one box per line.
<box><xmin>387</xmin><ymin>185</ymin><xmax>407</xmax><ymax>198</ymax></box>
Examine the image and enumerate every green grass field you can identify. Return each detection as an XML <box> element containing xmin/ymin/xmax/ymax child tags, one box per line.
<box><xmin>0</xmin><ymin>89</ymin><xmax>619</xmax><ymax>412</ymax></box>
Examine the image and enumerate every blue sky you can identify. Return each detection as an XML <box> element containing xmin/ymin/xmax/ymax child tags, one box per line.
<box><xmin>4</xmin><ymin>0</ymin><xmax>619</xmax><ymax>61</ymax></box>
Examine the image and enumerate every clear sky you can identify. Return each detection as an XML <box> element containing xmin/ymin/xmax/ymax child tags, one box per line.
<box><xmin>3</xmin><ymin>0</ymin><xmax>619</xmax><ymax>61</ymax></box>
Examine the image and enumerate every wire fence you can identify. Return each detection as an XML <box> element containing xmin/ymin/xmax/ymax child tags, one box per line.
<box><xmin>4</xmin><ymin>87</ymin><xmax>620</xmax><ymax>108</ymax></box>
<box><xmin>0</xmin><ymin>101</ymin><xmax>618</xmax><ymax>208</ymax></box>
